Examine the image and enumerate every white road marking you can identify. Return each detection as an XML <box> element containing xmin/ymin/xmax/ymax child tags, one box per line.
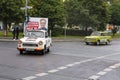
<box><xmin>109</xmin><ymin>65</ymin><xmax>117</xmax><ymax>69</ymax></box>
<box><xmin>48</xmin><ymin>69</ymin><xmax>59</xmax><ymax>73</ymax></box>
<box><xmin>88</xmin><ymin>75</ymin><xmax>100</xmax><ymax>80</ymax></box>
<box><xmin>97</xmin><ymin>56</ymin><xmax>106</xmax><ymax>59</ymax></box>
<box><xmin>35</xmin><ymin>73</ymin><xmax>48</xmax><ymax>77</ymax></box>
<box><xmin>58</xmin><ymin>66</ymin><xmax>68</xmax><ymax>70</ymax></box>
<box><xmin>66</xmin><ymin>63</ymin><xmax>75</xmax><ymax>67</ymax></box>
<box><xmin>104</xmin><ymin>68</ymin><xmax>112</xmax><ymax>72</ymax></box>
<box><xmin>114</xmin><ymin>63</ymin><xmax>120</xmax><ymax>67</ymax></box>
<box><xmin>97</xmin><ymin>71</ymin><xmax>107</xmax><ymax>75</ymax></box>
<box><xmin>74</xmin><ymin>62</ymin><xmax>81</xmax><ymax>65</ymax></box>
<box><xmin>22</xmin><ymin>76</ymin><xmax>37</xmax><ymax>80</ymax></box>
<box><xmin>88</xmin><ymin>63</ymin><xmax>120</xmax><ymax>80</ymax></box>
<box><xmin>21</xmin><ymin>53</ymin><xmax>120</xmax><ymax>80</ymax></box>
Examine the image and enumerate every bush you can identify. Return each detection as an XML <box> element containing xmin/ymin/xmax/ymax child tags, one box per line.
<box><xmin>51</xmin><ymin>27</ymin><xmax>63</xmax><ymax>37</ymax></box>
<box><xmin>62</xmin><ymin>29</ymin><xmax>93</xmax><ymax>36</ymax></box>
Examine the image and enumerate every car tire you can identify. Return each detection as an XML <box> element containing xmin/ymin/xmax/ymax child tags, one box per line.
<box><xmin>86</xmin><ymin>42</ymin><xmax>89</xmax><ymax>45</ymax></box>
<box><xmin>106</xmin><ymin>40</ymin><xmax>110</xmax><ymax>45</ymax></box>
<box><xmin>96</xmin><ymin>40</ymin><xmax>100</xmax><ymax>45</ymax></box>
<box><xmin>41</xmin><ymin>45</ymin><xmax>46</xmax><ymax>55</ymax></box>
<box><xmin>20</xmin><ymin>51</ymin><xmax>23</xmax><ymax>55</ymax></box>
<box><xmin>47</xmin><ymin>48</ymin><xmax>50</xmax><ymax>53</ymax></box>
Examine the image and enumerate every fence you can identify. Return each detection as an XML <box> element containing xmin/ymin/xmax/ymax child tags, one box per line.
<box><xmin>62</xmin><ymin>29</ymin><xmax>93</xmax><ymax>36</ymax></box>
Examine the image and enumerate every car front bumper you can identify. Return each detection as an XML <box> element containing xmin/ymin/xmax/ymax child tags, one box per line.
<box><xmin>17</xmin><ymin>47</ymin><xmax>43</xmax><ymax>52</ymax></box>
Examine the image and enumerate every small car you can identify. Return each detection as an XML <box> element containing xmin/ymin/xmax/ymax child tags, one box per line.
<box><xmin>17</xmin><ymin>30</ymin><xmax>52</xmax><ymax>54</ymax></box>
<box><xmin>84</xmin><ymin>31</ymin><xmax>112</xmax><ymax>45</ymax></box>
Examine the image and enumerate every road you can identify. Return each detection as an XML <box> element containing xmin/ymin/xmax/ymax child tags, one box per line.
<box><xmin>0</xmin><ymin>41</ymin><xmax>120</xmax><ymax>80</ymax></box>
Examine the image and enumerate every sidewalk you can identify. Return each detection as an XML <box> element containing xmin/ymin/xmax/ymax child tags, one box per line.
<box><xmin>0</xmin><ymin>37</ymin><xmax>83</xmax><ymax>42</ymax></box>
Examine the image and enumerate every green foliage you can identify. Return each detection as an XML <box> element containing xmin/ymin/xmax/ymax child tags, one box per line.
<box><xmin>112</xmin><ymin>26</ymin><xmax>119</xmax><ymax>36</ymax></box>
<box><xmin>51</xmin><ymin>27</ymin><xmax>63</xmax><ymax>37</ymax></box>
<box><xmin>1</xmin><ymin>0</ymin><xmax>120</xmax><ymax>36</ymax></box>
<box><xmin>64</xmin><ymin>0</ymin><xmax>110</xmax><ymax>31</ymax></box>
<box><xmin>0</xmin><ymin>31</ymin><xmax>23</xmax><ymax>37</ymax></box>
<box><xmin>29</xmin><ymin>0</ymin><xmax>66</xmax><ymax>30</ymax></box>
<box><xmin>110</xmin><ymin>2</ymin><xmax>120</xmax><ymax>25</ymax></box>
<box><xmin>0</xmin><ymin>0</ymin><xmax>24</xmax><ymax>30</ymax></box>
<box><xmin>64</xmin><ymin>0</ymin><xmax>81</xmax><ymax>27</ymax></box>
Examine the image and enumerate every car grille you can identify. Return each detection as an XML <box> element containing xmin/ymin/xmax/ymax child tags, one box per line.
<box><xmin>23</xmin><ymin>43</ymin><xmax>38</xmax><ymax>47</ymax></box>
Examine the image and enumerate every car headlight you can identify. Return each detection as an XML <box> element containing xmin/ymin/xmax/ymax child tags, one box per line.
<box><xmin>39</xmin><ymin>41</ymin><xmax>43</xmax><ymax>45</ymax></box>
<box><xmin>18</xmin><ymin>40</ymin><xmax>22</xmax><ymax>44</ymax></box>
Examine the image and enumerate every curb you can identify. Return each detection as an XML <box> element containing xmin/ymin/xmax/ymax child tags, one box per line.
<box><xmin>0</xmin><ymin>38</ymin><xmax>119</xmax><ymax>42</ymax></box>
<box><xmin>0</xmin><ymin>38</ymin><xmax>83</xmax><ymax>42</ymax></box>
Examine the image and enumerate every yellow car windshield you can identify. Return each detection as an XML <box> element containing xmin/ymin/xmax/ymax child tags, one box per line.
<box><xmin>91</xmin><ymin>32</ymin><xmax>100</xmax><ymax>36</ymax></box>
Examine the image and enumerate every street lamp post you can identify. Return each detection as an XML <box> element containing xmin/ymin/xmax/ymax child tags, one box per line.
<box><xmin>20</xmin><ymin>0</ymin><xmax>32</xmax><ymax>35</ymax></box>
<box><xmin>25</xmin><ymin>0</ymin><xmax>28</xmax><ymax>22</ymax></box>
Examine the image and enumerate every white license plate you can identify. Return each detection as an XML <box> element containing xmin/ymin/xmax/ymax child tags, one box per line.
<box><xmin>25</xmin><ymin>48</ymin><xmax>34</xmax><ymax>51</ymax></box>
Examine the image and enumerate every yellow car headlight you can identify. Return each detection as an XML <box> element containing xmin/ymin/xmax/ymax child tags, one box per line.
<box><xmin>39</xmin><ymin>41</ymin><xmax>43</xmax><ymax>45</ymax></box>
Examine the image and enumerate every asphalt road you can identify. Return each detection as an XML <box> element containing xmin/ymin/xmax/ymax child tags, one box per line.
<box><xmin>0</xmin><ymin>41</ymin><xmax>120</xmax><ymax>80</ymax></box>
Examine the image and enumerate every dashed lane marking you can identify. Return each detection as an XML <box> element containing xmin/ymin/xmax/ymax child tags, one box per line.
<box><xmin>74</xmin><ymin>62</ymin><xmax>81</xmax><ymax>65</ymax></box>
<box><xmin>88</xmin><ymin>63</ymin><xmax>120</xmax><ymax>80</ymax></box>
<box><xmin>57</xmin><ymin>66</ymin><xmax>68</xmax><ymax>70</ymax></box>
<box><xmin>66</xmin><ymin>63</ymin><xmax>76</xmax><ymax>67</ymax></box>
<box><xmin>48</xmin><ymin>69</ymin><xmax>59</xmax><ymax>73</ymax></box>
<box><xmin>97</xmin><ymin>71</ymin><xmax>107</xmax><ymax>75</ymax></box>
<box><xmin>109</xmin><ymin>65</ymin><xmax>117</xmax><ymax>69</ymax></box>
<box><xmin>21</xmin><ymin>52</ymin><xmax>120</xmax><ymax>80</ymax></box>
<box><xmin>103</xmin><ymin>68</ymin><xmax>112</xmax><ymax>72</ymax></box>
<box><xmin>88</xmin><ymin>75</ymin><xmax>100</xmax><ymax>80</ymax></box>
<box><xmin>22</xmin><ymin>76</ymin><xmax>37</xmax><ymax>80</ymax></box>
<box><xmin>35</xmin><ymin>73</ymin><xmax>48</xmax><ymax>77</ymax></box>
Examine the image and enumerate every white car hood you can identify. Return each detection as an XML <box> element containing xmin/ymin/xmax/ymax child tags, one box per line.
<box><xmin>20</xmin><ymin>37</ymin><xmax>45</xmax><ymax>43</ymax></box>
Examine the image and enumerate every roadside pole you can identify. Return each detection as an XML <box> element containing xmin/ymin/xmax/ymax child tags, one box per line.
<box><xmin>20</xmin><ymin>0</ymin><xmax>32</xmax><ymax>35</ymax></box>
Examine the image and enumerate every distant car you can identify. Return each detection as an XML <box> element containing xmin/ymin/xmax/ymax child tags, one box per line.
<box><xmin>17</xmin><ymin>30</ymin><xmax>52</xmax><ymax>55</ymax></box>
<box><xmin>84</xmin><ymin>31</ymin><xmax>112</xmax><ymax>45</ymax></box>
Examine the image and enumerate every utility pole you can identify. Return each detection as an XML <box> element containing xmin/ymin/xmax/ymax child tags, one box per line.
<box><xmin>25</xmin><ymin>0</ymin><xmax>28</xmax><ymax>22</ymax></box>
<box><xmin>20</xmin><ymin>0</ymin><xmax>32</xmax><ymax>35</ymax></box>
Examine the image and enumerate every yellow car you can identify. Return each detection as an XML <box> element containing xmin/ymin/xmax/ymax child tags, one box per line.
<box><xmin>84</xmin><ymin>31</ymin><xmax>112</xmax><ymax>45</ymax></box>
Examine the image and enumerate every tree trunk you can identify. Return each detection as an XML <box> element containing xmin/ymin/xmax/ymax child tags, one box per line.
<box><xmin>3</xmin><ymin>19</ymin><xmax>8</xmax><ymax>37</ymax></box>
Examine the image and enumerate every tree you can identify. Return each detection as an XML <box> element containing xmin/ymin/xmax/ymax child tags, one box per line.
<box><xmin>0</xmin><ymin>0</ymin><xmax>24</xmax><ymax>36</ymax></box>
<box><xmin>64</xmin><ymin>0</ymin><xmax>81</xmax><ymax>28</ymax></box>
<box><xmin>108</xmin><ymin>1</ymin><xmax>120</xmax><ymax>35</ymax></box>
<box><xmin>64</xmin><ymin>0</ymin><xmax>110</xmax><ymax>31</ymax></box>
<box><xmin>112</xmin><ymin>26</ymin><xmax>119</xmax><ymax>36</ymax></box>
<box><xmin>109</xmin><ymin>2</ymin><xmax>120</xmax><ymax>25</ymax></box>
<box><xmin>29</xmin><ymin>0</ymin><xmax>66</xmax><ymax>30</ymax></box>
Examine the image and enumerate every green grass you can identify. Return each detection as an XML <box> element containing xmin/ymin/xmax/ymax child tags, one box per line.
<box><xmin>0</xmin><ymin>31</ymin><xmax>120</xmax><ymax>39</ymax></box>
<box><xmin>0</xmin><ymin>31</ymin><xmax>24</xmax><ymax>38</ymax></box>
<box><xmin>52</xmin><ymin>35</ymin><xmax>84</xmax><ymax>38</ymax></box>
<box><xmin>112</xmin><ymin>33</ymin><xmax>120</xmax><ymax>38</ymax></box>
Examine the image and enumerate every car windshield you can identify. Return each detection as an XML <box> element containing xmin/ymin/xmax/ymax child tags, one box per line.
<box><xmin>25</xmin><ymin>31</ymin><xmax>44</xmax><ymax>38</ymax></box>
<box><xmin>91</xmin><ymin>31</ymin><xmax>100</xmax><ymax>36</ymax></box>
<box><xmin>101</xmin><ymin>33</ymin><xmax>109</xmax><ymax>36</ymax></box>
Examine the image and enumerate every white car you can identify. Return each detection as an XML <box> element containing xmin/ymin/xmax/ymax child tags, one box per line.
<box><xmin>17</xmin><ymin>30</ymin><xmax>52</xmax><ymax>55</ymax></box>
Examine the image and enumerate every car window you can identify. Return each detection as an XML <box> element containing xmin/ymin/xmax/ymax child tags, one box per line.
<box><xmin>45</xmin><ymin>32</ymin><xmax>48</xmax><ymax>38</ymax></box>
<box><xmin>91</xmin><ymin>32</ymin><xmax>100</xmax><ymax>36</ymax></box>
<box><xmin>101</xmin><ymin>33</ymin><xmax>108</xmax><ymax>36</ymax></box>
<box><xmin>25</xmin><ymin>31</ymin><xmax>44</xmax><ymax>38</ymax></box>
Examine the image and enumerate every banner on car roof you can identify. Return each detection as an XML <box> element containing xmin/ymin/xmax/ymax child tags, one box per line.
<box><xmin>25</xmin><ymin>17</ymin><xmax>48</xmax><ymax>31</ymax></box>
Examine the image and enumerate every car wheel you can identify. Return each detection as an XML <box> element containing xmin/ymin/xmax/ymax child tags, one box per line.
<box><xmin>106</xmin><ymin>40</ymin><xmax>110</xmax><ymax>45</ymax></box>
<box><xmin>20</xmin><ymin>51</ymin><xmax>23</xmax><ymax>55</ymax></box>
<box><xmin>47</xmin><ymin>48</ymin><xmax>50</xmax><ymax>53</ymax></box>
<box><xmin>86</xmin><ymin>42</ymin><xmax>89</xmax><ymax>45</ymax></box>
<box><xmin>96</xmin><ymin>41</ymin><xmax>100</xmax><ymax>45</ymax></box>
<box><xmin>41</xmin><ymin>45</ymin><xmax>46</xmax><ymax>55</ymax></box>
